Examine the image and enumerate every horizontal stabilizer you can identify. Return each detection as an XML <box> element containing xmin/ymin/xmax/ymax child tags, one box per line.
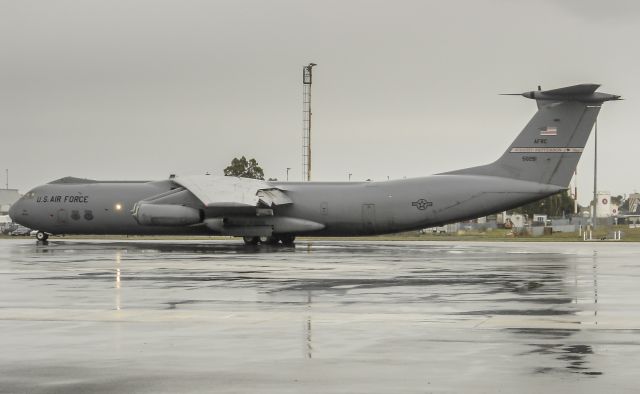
<box><xmin>542</xmin><ymin>84</ymin><xmax>600</xmax><ymax>97</ymax></box>
<box><xmin>503</xmin><ymin>83</ymin><xmax>621</xmax><ymax>104</ymax></box>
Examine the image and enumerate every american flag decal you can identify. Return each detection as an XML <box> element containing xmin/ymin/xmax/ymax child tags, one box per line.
<box><xmin>540</xmin><ymin>126</ymin><xmax>557</xmax><ymax>136</ymax></box>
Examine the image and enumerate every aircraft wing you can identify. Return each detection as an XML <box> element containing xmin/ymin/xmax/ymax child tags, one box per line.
<box><xmin>172</xmin><ymin>175</ymin><xmax>292</xmax><ymax>208</ymax></box>
<box><xmin>130</xmin><ymin>175</ymin><xmax>321</xmax><ymax>236</ymax></box>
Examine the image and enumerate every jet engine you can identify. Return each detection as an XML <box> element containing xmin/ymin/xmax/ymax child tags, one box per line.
<box><xmin>132</xmin><ymin>203</ymin><xmax>203</xmax><ymax>226</ymax></box>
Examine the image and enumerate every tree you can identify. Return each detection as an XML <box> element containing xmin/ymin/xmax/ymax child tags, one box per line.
<box><xmin>611</xmin><ymin>195</ymin><xmax>624</xmax><ymax>206</ymax></box>
<box><xmin>223</xmin><ymin>156</ymin><xmax>265</xmax><ymax>180</ymax></box>
<box><xmin>511</xmin><ymin>191</ymin><xmax>576</xmax><ymax>217</ymax></box>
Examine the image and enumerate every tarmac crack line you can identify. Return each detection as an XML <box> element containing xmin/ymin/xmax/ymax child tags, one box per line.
<box><xmin>473</xmin><ymin>316</ymin><xmax>492</xmax><ymax>329</ymax></box>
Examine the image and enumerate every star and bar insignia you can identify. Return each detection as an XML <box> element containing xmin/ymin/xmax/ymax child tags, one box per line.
<box><xmin>411</xmin><ymin>199</ymin><xmax>433</xmax><ymax>210</ymax></box>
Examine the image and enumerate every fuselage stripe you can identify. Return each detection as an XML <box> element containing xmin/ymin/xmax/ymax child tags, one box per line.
<box><xmin>510</xmin><ymin>147</ymin><xmax>584</xmax><ymax>153</ymax></box>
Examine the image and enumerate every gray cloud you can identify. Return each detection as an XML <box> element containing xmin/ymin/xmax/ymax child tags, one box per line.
<box><xmin>1</xmin><ymin>0</ymin><xmax>637</xmax><ymax>203</ymax></box>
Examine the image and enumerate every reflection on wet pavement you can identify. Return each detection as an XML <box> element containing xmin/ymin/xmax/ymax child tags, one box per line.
<box><xmin>512</xmin><ymin>328</ymin><xmax>602</xmax><ymax>376</ymax></box>
<box><xmin>1</xmin><ymin>239</ymin><xmax>640</xmax><ymax>393</ymax></box>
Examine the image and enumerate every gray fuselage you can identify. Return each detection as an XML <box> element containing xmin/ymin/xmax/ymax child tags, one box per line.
<box><xmin>10</xmin><ymin>175</ymin><xmax>560</xmax><ymax>237</ymax></box>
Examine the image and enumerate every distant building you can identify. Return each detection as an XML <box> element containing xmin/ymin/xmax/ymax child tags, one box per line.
<box><xmin>0</xmin><ymin>189</ymin><xmax>21</xmax><ymax>215</ymax></box>
<box><xmin>504</xmin><ymin>213</ymin><xmax>527</xmax><ymax>229</ymax></box>
<box><xmin>0</xmin><ymin>215</ymin><xmax>13</xmax><ymax>233</ymax></box>
<box><xmin>627</xmin><ymin>193</ymin><xmax>640</xmax><ymax>214</ymax></box>
<box><xmin>621</xmin><ymin>193</ymin><xmax>640</xmax><ymax>225</ymax></box>
<box><xmin>595</xmin><ymin>191</ymin><xmax>617</xmax><ymax>218</ymax></box>
<box><xmin>532</xmin><ymin>214</ymin><xmax>548</xmax><ymax>225</ymax></box>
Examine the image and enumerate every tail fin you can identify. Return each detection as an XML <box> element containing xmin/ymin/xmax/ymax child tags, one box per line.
<box><xmin>445</xmin><ymin>84</ymin><xmax>620</xmax><ymax>186</ymax></box>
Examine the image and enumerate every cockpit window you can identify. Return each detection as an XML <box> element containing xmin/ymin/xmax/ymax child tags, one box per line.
<box><xmin>24</xmin><ymin>191</ymin><xmax>36</xmax><ymax>199</ymax></box>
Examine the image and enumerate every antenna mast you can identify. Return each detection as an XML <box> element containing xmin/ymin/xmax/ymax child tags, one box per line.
<box><xmin>302</xmin><ymin>63</ymin><xmax>316</xmax><ymax>181</ymax></box>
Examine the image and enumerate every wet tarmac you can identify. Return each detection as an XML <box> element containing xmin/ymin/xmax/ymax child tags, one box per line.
<box><xmin>1</xmin><ymin>239</ymin><xmax>639</xmax><ymax>393</ymax></box>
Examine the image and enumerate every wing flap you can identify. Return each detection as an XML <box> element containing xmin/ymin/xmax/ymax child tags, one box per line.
<box><xmin>173</xmin><ymin>175</ymin><xmax>292</xmax><ymax>209</ymax></box>
<box><xmin>257</xmin><ymin>189</ymin><xmax>292</xmax><ymax>206</ymax></box>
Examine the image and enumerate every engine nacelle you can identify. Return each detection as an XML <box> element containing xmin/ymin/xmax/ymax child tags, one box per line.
<box><xmin>132</xmin><ymin>203</ymin><xmax>202</xmax><ymax>226</ymax></box>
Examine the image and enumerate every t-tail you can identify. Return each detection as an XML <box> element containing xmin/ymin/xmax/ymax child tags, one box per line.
<box><xmin>445</xmin><ymin>84</ymin><xmax>620</xmax><ymax>186</ymax></box>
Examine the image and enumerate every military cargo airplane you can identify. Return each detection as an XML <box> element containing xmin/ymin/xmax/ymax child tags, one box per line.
<box><xmin>9</xmin><ymin>84</ymin><xmax>619</xmax><ymax>244</ymax></box>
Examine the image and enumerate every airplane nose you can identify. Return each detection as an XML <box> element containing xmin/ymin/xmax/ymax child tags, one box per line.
<box><xmin>8</xmin><ymin>199</ymin><xmax>20</xmax><ymax>221</ymax></box>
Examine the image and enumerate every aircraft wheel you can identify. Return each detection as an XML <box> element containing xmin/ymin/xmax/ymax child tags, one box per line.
<box><xmin>279</xmin><ymin>235</ymin><xmax>296</xmax><ymax>246</ymax></box>
<box><xmin>36</xmin><ymin>231</ymin><xmax>49</xmax><ymax>241</ymax></box>
<box><xmin>243</xmin><ymin>236</ymin><xmax>259</xmax><ymax>245</ymax></box>
<box><xmin>263</xmin><ymin>236</ymin><xmax>280</xmax><ymax>245</ymax></box>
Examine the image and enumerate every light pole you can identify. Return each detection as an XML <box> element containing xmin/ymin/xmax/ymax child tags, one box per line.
<box><xmin>348</xmin><ymin>173</ymin><xmax>352</xmax><ymax>181</ymax></box>
<box><xmin>286</xmin><ymin>167</ymin><xmax>291</xmax><ymax>181</ymax></box>
<box><xmin>302</xmin><ymin>63</ymin><xmax>317</xmax><ymax>182</ymax></box>
<box><xmin>593</xmin><ymin>120</ymin><xmax>598</xmax><ymax>230</ymax></box>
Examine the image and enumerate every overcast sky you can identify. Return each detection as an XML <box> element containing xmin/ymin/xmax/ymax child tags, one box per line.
<box><xmin>1</xmin><ymin>0</ymin><xmax>639</xmax><ymax>204</ymax></box>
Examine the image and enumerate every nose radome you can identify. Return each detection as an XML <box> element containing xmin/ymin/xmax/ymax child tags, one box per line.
<box><xmin>8</xmin><ymin>200</ymin><xmax>18</xmax><ymax>220</ymax></box>
<box><xmin>8</xmin><ymin>197</ymin><xmax>24</xmax><ymax>222</ymax></box>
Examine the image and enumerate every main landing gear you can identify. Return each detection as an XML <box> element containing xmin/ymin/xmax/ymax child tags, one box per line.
<box><xmin>242</xmin><ymin>235</ymin><xmax>296</xmax><ymax>246</ymax></box>
<box><xmin>36</xmin><ymin>231</ymin><xmax>49</xmax><ymax>242</ymax></box>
